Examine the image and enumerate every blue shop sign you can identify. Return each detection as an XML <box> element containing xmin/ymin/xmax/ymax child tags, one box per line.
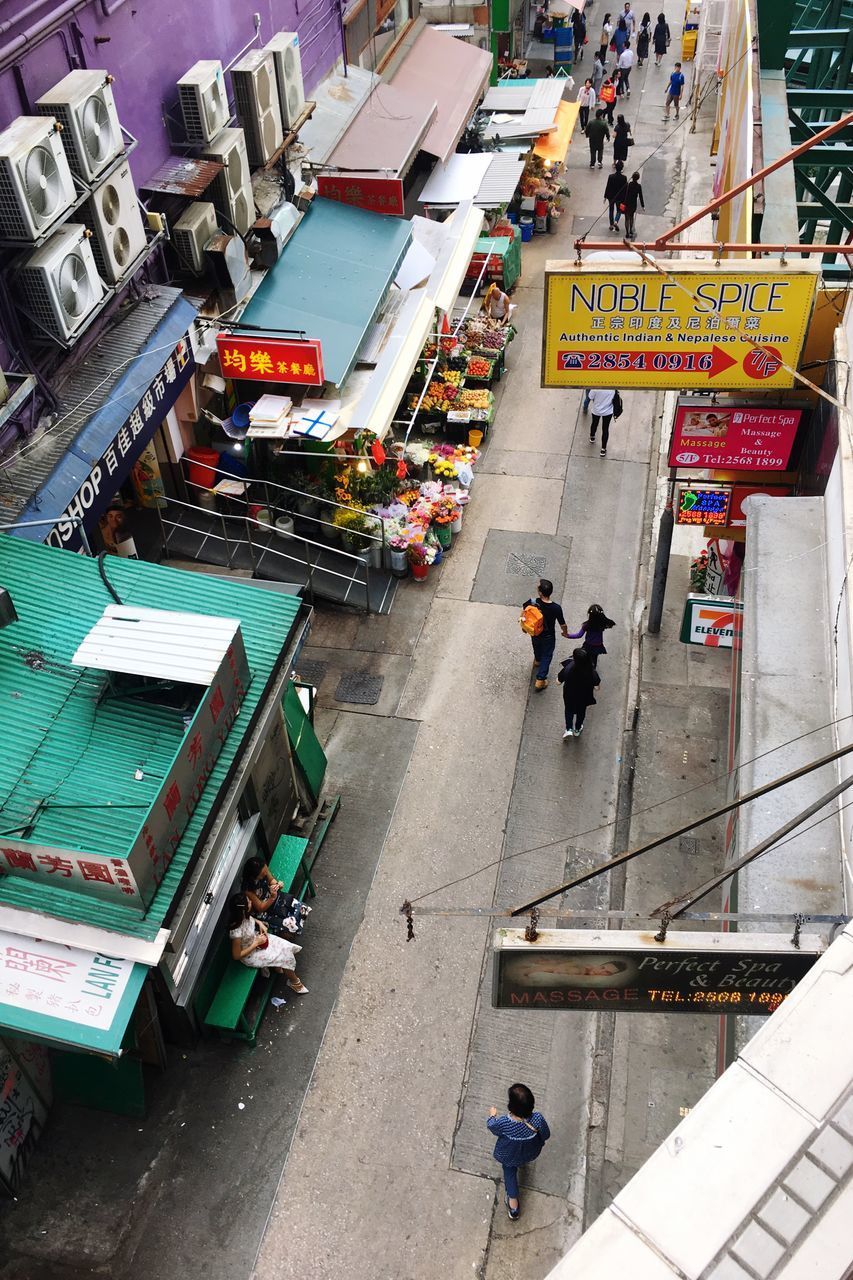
<box><xmin>45</xmin><ymin>334</ymin><xmax>194</xmax><ymax>551</ymax></box>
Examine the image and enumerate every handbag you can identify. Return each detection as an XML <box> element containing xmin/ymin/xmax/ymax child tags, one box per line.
<box><xmin>627</xmin><ymin>136</ymin><xmax>635</xmax><ymax>145</ymax></box>
<box><xmin>612</xmin><ymin>390</ymin><xmax>624</xmax><ymax>419</ymax></box>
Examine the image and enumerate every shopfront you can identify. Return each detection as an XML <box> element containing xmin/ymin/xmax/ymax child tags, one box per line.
<box><xmin>8</xmin><ymin>290</ymin><xmax>196</xmax><ymax>558</ymax></box>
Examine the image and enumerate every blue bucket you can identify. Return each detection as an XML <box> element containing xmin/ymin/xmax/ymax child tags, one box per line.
<box><xmin>520</xmin><ymin>216</ymin><xmax>534</xmax><ymax>243</ymax></box>
<box><xmin>231</xmin><ymin>402</ymin><xmax>252</xmax><ymax>431</ymax></box>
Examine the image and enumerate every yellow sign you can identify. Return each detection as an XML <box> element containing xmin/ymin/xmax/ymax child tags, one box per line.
<box><xmin>542</xmin><ymin>261</ymin><xmax>819</xmax><ymax>389</ymax></box>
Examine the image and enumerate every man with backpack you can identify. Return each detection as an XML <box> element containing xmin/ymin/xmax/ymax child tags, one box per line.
<box><xmin>520</xmin><ymin>579</ymin><xmax>569</xmax><ymax>690</ymax></box>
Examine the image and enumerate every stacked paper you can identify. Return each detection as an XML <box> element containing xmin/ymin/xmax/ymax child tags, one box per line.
<box><xmin>248</xmin><ymin>394</ymin><xmax>292</xmax><ymax>439</ymax></box>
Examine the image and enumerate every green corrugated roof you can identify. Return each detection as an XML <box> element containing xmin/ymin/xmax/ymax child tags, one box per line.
<box><xmin>0</xmin><ymin>538</ymin><xmax>301</xmax><ymax>940</ymax></box>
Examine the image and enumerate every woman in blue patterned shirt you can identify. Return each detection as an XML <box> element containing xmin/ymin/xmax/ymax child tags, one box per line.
<box><xmin>487</xmin><ymin>1083</ymin><xmax>551</xmax><ymax>1219</ymax></box>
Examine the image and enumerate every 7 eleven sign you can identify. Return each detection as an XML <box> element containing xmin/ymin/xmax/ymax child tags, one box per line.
<box><xmin>680</xmin><ymin>595</ymin><xmax>743</xmax><ymax>648</ymax></box>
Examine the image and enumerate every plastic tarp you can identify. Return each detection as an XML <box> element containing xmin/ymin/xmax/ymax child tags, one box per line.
<box><xmin>533</xmin><ymin>99</ymin><xmax>581</xmax><ymax>164</ymax></box>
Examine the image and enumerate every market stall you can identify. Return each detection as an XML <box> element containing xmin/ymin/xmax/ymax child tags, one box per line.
<box><xmin>465</xmin><ymin>231</ymin><xmax>522</xmax><ymax>293</ymax></box>
<box><xmin>418</xmin><ymin>152</ymin><xmax>527</xmax><ymax>218</ymax></box>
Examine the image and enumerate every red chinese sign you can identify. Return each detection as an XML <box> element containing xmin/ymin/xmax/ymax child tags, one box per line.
<box><xmin>217</xmin><ymin>334</ymin><xmax>325</xmax><ymax>386</ymax></box>
<box><xmin>318</xmin><ymin>174</ymin><xmax>406</xmax><ymax>218</ymax></box>
<box><xmin>729</xmin><ymin>483</ymin><xmax>791</xmax><ymax>526</ymax></box>
<box><xmin>668</xmin><ymin>400</ymin><xmax>803</xmax><ymax>472</ymax></box>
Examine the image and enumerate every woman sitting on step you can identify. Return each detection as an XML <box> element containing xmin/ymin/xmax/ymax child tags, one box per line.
<box><xmin>242</xmin><ymin>856</ymin><xmax>311</xmax><ymax>938</ymax></box>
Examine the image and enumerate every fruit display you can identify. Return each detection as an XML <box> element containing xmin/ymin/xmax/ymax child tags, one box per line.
<box><xmin>443</xmin><ymin>369</ymin><xmax>464</xmax><ymax>386</ymax></box>
<box><xmin>466</xmin><ymin>356</ymin><xmax>492</xmax><ymax>378</ymax></box>
<box><xmin>458</xmin><ymin>389</ymin><xmax>492</xmax><ymax>410</ymax></box>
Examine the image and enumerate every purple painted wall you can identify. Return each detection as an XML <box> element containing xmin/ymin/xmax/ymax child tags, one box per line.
<box><xmin>0</xmin><ymin>0</ymin><xmax>344</xmax><ymax>187</ymax></box>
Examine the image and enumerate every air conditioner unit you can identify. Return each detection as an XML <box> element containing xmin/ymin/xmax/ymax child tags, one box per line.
<box><xmin>173</xmin><ymin>201</ymin><xmax>218</xmax><ymax>274</ymax></box>
<box><xmin>265</xmin><ymin>32</ymin><xmax>306</xmax><ymax>129</ymax></box>
<box><xmin>15</xmin><ymin>223</ymin><xmax>104</xmax><ymax>342</ymax></box>
<box><xmin>201</xmin><ymin>127</ymin><xmax>254</xmax><ymax>237</ymax></box>
<box><xmin>0</xmin><ymin>369</ymin><xmax>7</xmax><ymax>406</ymax></box>
<box><xmin>231</xmin><ymin>51</ymin><xmax>282</xmax><ymax>168</ymax></box>
<box><xmin>36</xmin><ymin>70</ymin><xmax>123</xmax><ymax>184</ymax></box>
<box><xmin>177</xmin><ymin>60</ymin><xmax>229</xmax><ymax>144</ymax></box>
<box><xmin>0</xmin><ymin>115</ymin><xmax>76</xmax><ymax>241</ymax></box>
<box><xmin>82</xmin><ymin>161</ymin><xmax>147</xmax><ymax>284</ymax></box>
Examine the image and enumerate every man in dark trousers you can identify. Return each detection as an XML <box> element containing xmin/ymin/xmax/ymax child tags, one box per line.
<box><xmin>586</xmin><ymin>110</ymin><xmax>610</xmax><ymax>169</ymax></box>
<box><xmin>524</xmin><ymin>578</ymin><xmax>569</xmax><ymax>690</ymax></box>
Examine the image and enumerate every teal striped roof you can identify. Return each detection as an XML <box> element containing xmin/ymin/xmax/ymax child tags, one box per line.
<box><xmin>0</xmin><ymin>538</ymin><xmax>300</xmax><ymax>940</ymax></box>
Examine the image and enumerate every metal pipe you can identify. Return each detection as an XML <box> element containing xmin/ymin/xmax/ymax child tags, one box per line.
<box><xmin>0</xmin><ymin>0</ymin><xmax>55</xmax><ymax>39</ymax></box>
<box><xmin>100</xmin><ymin>0</ymin><xmax>131</xmax><ymax>16</ymax></box>
<box><xmin>654</xmin><ymin>771</ymin><xmax>853</xmax><ymax>918</ymax></box>
<box><xmin>648</xmin><ymin>470</ymin><xmax>676</xmax><ymax>635</ymax></box>
<box><xmin>654</xmin><ymin>110</ymin><xmax>853</xmax><ymax>247</ymax></box>
<box><xmin>0</xmin><ymin>514</ymin><xmax>92</xmax><ymax>556</ymax></box>
<box><xmin>510</xmin><ymin>740</ymin><xmax>853</xmax><ymax>917</ymax></box>
<box><xmin>0</xmin><ymin>0</ymin><xmax>89</xmax><ymax>71</ymax></box>
<box><xmin>573</xmin><ymin>240</ymin><xmax>853</xmax><ymax>254</ymax></box>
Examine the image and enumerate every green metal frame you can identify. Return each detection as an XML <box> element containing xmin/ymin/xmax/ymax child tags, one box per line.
<box><xmin>778</xmin><ymin>0</ymin><xmax>853</xmax><ymax>273</ymax></box>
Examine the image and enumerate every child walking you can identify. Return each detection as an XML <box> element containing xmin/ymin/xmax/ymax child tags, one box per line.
<box><xmin>558</xmin><ymin>648</ymin><xmax>601</xmax><ymax>738</ymax></box>
<box><xmin>487</xmin><ymin>1083</ymin><xmax>551</xmax><ymax>1220</ymax></box>
<box><xmin>568</xmin><ymin>603</ymin><xmax>615</xmax><ymax>667</ymax></box>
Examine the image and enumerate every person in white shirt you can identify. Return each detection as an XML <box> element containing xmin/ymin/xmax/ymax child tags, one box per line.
<box><xmin>577</xmin><ymin>78</ymin><xmax>597</xmax><ymax>132</ymax></box>
<box><xmin>588</xmin><ymin>388</ymin><xmax>617</xmax><ymax>456</ymax></box>
<box><xmin>617</xmin><ymin>43</ymin><xmax>635</xmax><ymax>96</ymax></box>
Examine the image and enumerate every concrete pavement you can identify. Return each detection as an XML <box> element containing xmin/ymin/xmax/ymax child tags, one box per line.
<box><xmin>254</xmin><ymin>31</ymin><xmax>706</xmax><ymax>1280</ymax></box>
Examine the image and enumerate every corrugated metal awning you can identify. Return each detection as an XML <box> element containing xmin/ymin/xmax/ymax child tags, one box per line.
<box><xmin>72</xmin><ymin>604</ymin><xmax>240</xmax><ymax>686</ymax></box>
<box><xmin>0</xmin><ymin>288</ymin><xmax>194</xmax><ymax>524</ymax></box>
<box><xmin>419</xmin><ymin>152</ymin><xmax>525</xmax><ymax>208</ymax></box>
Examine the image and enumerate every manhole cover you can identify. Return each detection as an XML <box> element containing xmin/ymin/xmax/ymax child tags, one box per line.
<box><xmin>295</xmin><ymin>659</ymin><xmax>328</xmax><ymax>688</ymax></box>
<box><xmin>505</xmin><ymin>551</ymin><xmax>546</xmax><ymax>577</ymax></box>
<box><xmin>334</xmin><ymin>672</ymin><xmax>384</xmax><ymax>705</ymax></box>
<box><xmin>679</xmin><ymin>836</ymin><xmax>700</xmax><ymax>855</ymax></box>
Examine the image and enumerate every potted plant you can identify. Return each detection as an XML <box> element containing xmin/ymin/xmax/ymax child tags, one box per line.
<box><xmin>333</xmin><ymin>508</ymin><xmax>382</xmax><ymax>568</ymax></box>
<box><xmin>388</xmin><ymin>533</ymin><xmax>409</xmax><ymax>577</ymax></box>
<box><xmin>407</xmin><ymin>540</ymin><xmax>435</xmax><ymax>581</ymax></box>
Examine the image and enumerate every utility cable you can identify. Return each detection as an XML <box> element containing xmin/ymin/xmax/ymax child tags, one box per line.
<box><xmin>406</xmin><ymin>712</ymin><xmax>853</xmax><ymax>906</ymax></box>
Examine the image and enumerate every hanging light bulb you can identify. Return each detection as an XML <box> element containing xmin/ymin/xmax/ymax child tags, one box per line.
<box><xmin>356</xmin><ymin>460</ymin><xmax>368</xmax><ymax>473</ymax></box>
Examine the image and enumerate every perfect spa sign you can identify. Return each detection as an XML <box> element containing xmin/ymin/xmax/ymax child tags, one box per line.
<box><xmin>492</xmin><ymin>930</ymin><xmax>823</xmax><ymax>1016</ymax></box>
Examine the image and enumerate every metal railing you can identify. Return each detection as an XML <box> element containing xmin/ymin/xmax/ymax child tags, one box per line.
<box><xmin>179</xmin><ymin>457</ymin><xmax>387</xmax><ymax>558</ymax></box>
<box><xmin>155</xmin><ymin>493</ymin><xmax>379</xmax><ymax>614</ymax></box>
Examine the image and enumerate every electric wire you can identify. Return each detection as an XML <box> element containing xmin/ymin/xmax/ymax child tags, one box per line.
<box><xmin>407</xmin><ymin>712</ymin><xmax>853</xmax><ymax>906</ymax></box>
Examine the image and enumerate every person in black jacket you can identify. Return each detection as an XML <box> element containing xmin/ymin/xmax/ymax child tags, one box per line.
<box><xmin>653</xmin><ymin>12</ymin><xmax>670</xmax><ymax>65</ymax></box>
<box><xmin>612</xmin><ymin>115</ymin><xmax>633</xmax><ymax>164</ymax></box>
<box><xmin>604</xmin><ymin>160</ymin><xmax>628</xmax><ymax>229</ymax></box>
<box><xmin>623</xmin><ymin>170</ymin><xmax>644</xmax><ymax>236</ymax></box>
<box><xmin>558</xmin><ymin>648</ymin><xmax>601</xmax><ymax>739</ymax></box>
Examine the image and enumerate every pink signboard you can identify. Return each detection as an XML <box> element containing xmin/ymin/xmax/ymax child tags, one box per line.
<box><xmin>668</xmin><ymin>401</ymin><xmax>803</xmax><ymax>472</ymax></box>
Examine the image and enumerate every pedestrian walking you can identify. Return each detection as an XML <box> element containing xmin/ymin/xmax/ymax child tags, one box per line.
<box><xmin>577</xmin><ymin>78</ymin><xmax>596</xmax><ymax>132</ymax></box>
<box><xmin>663</xmin><ymin>61</ymin><xmax>685</xmax><ymax>118</ymax></box>
<box><xmin>599</xmin><ymin>77</ymin><xmax>616</xmax><ymax>125</ymax></box>
<box><xmin>568</xmin><ymin>604</ymin><xmax>616</xmax><ymax>667</ymax></box>
<box><xmin>617</xmin><ymin>41</ymin><xmax>635</xmax><ymax>95</ymax></box>
<box><xmin>637</xmin><ymin>11</ymin><xmax>651</xmax><ymax>63</ymax></box>
<box><xmin>621</xmin><ymin>1</ymin><xmax>636</xmax><ymax>33</ymax></box>
<box><xmin>604</xmin><ymin>161</ymin><xmax>628</xmax><ymax>229</ymax></box>
<box><xmin>599</xmin><ymin>11</ymin><xmax>613</xmax><ymax>61</ymax></box>
<box><xmin>520</xmin><ymin>578</ymin><xmax>569</xmax><ymax>690</ymax></box>
<box><xmin>588</xmin><ymin>386</ymin><xmax>617</xmax><ymax>455</ymax></box>
<box><xmin>612</xmin><ymin>15</ymin><xmax>629</xmax><ymax>55</ymax></box>
<box><xmin>613</xmin><ymin>114</ymin><xmax>633</xmax><ymax>164</ymax></box>
<box><xmin>559</xmin><ymin>648</ymin><xmax>601</xmax><ymax>739</ymax></box>
<box><xmin>572</xmin><ymin>8</ymin><xmax>587</xmax><ymax>59</ymax></box>
<box><xmin>586</xmin><ymin>109</ymin><xmax>610</xmax><ymax>168</ymax></box>
<box><xmin>591</xmin><ymin>49</ymin><xmax>606</xmax><ymax>95</ymax></box>
<box><xmin>623</xmin><ymin>170</ymin><xmax>644</xmax><ymax>236</ymax></box>
<box><xmin>653</xmin><ymin>12</ymin><xmax>671</xmax><ymax>65</ymax></box>
<box><xmin>487</xmin><ymin>1084</ymin><xmax>551</xmax><ymax>1220</ymax></box>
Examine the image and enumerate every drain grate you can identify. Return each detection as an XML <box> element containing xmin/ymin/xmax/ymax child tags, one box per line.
<box><xmin>506</xmin><ymin>551</ymin><xmax>547</xmax><ymax>577</ymax></box>
<box><xmin>679</xmin><ymin>836</ymin><xmax>700</xmax><ymax>855</ymax></box>
<box><xmin>295</xmin><ymin>659</ymin><xmax>328</xmax><ymax>688</ymax></box>
<box><xmin>334</xmin><ymin>671</ymin><xmax>384</xmax><ymax>705</ymax></box>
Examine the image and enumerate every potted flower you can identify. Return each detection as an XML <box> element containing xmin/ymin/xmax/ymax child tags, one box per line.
<box><xmin>333</xmin><ymin>508</ymin><xmax>382</xmax><ymax>568</ymax></box>
<box><xmin>407</xmin><ymin>539</ymin><xmax>437</xmax><ymax>581</ymax></box>
<box><xmin>388</xmin><ymin>533</ymin><xmax>410</xmax><ymax>577</ymax></box>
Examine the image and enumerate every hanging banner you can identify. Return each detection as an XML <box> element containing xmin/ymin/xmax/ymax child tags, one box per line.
<box><xmin>542</xmin><ymin>262</ymin><xmax>819</xmax><ymax>389</ymax></box>
<box><xmin>492</xmin><ymin>930</ymin><xmax>823</xmax><ymax>1014</ymax></box>
<box><xmin>217</xmin><ymin>334</ymin><xmax>325</xmax><ymax>386</ymax></box>
<box><xmin>318</xmin><ymin>174</ymin><xmax>406</xmax><ymax>218</ymax></box>
<box><xmin>669</xmin><ymin>400</ymin><xmax>803</xmax><ymax>471</ymax></box>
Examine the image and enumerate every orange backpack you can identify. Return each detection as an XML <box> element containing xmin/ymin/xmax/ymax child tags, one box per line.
<box><xmin>520</xmin><ymin>603</ymin><xmax>545</xmax><ymax>637</ymax></box>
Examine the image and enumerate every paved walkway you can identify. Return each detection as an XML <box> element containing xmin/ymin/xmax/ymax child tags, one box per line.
<box><xmin>253</xmin><ymin>34</ymin><xmax>703</xmax><ymax>1280</ymax></box>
